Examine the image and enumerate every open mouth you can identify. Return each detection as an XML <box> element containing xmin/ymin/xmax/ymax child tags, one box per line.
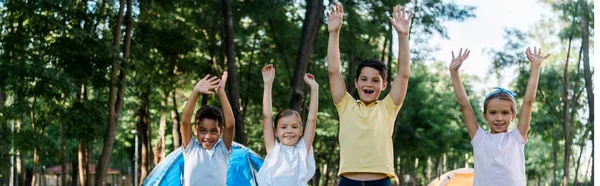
<box><xmin>363</xmin><ymin>89</ymin><xmax>374</xmax><ymax>94</ymax></box>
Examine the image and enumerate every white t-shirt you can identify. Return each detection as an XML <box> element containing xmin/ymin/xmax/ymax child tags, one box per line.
<box><xmin>472</xmin><ymin>127</ymin><xmax>527</xmax><ymax>186</ymax></box>
<box><xmin>182</xmin><ymin>138</ymin><xmax>232</xmax><ymax>186</ymax></box>
<box><xmin>257</xmin><ymin>138</ymin><xmax>316</xmax><ymax>186</ymax></box>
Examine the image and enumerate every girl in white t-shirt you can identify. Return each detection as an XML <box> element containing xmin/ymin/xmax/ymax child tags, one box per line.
<box><xmin>257</xmin><ymin>64</ymin><xmax>318</xmax><ymax>186</ymax></box>
<box><xmin>449</xmin><ymin>47</ymin><xmax>550</xmax><ymax>186</ymax></box>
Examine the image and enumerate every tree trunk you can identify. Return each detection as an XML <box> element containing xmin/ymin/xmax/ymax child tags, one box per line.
<box><xmin>288</xmin><ymin>0</ymin><xmax>325</xmax><ymax>112</ymax></box>
<box><xmin>562</xmin><ymin>33</ymin><xmax>573</xmax><ymax>186</ymax></box>
<box><xmin>70</xmin><ymin>159</ymin><xmax>79</xmax><ymax>186</ymax></box>
<box><xmin>579</xmin><ymin>0</ymin><xmax>593</xmax><ymax>125</ymax></box>
<box><xmin>221</xmin><ymin>0</ymin><xmax>246</xmax><ymax>144</ymax></box>
<box><xmin>137</xmin><ymin>84</ymin><xmax>152</xmax><ymax>185</ymax></box>
<box><xmin>171</xmin><ymin>91</ymin><xmax>181</xmax><ymax>149</ymax></box>
<box><xmin>574</xmin><ymin>126</ymin><xmax>591</xmax><ymax>186</ymax></box>
<box><xmin>60</xmin><ymin>122</ymin><xmax>67</xmax><ymax>186</ymax></box>
<box><xmin>579</xmin><ymin>1</ymin><xmax>593</xmax><ymax>182</ymax></box>
<box><xmin>96</xmin><ymin>0</ymin><xmax>130</xmax><ymax>184</ymax></box>
<box><xmin>31</xmin><ymin>96</ymin><xmax>38</xmax><ymax>186</ymax></box>
<box><xmin>154</xmin><ymin>90</ymin><xmax>169</xmax><ymax>165</ymax></box>
<box><xmin>78</xmin><ymin>139</ymin><xmax>89</xmax><ymax>186</ymax></box>
<box><xmin>552</xmin><ymin>139</ymin><xmax>558</xmax><ymax>186</ymax></box>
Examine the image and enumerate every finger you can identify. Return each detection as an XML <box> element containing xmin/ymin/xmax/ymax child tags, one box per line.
<box><xmin>338</xmin><ymin>2</ymin><xmax>343</xmax><ymax>13</ymax></box>
<box><xmin>209</xmin><ymin>78</ymin><xmax>221</xmax><ymax>86</ymax></box>
<box><xmin>538</xmin><ymin>47</ymin><xmax>542</xmax><ymax>56</ymax></box>
<box><xmin>464</xmin><ymin>49</ymin><xmax>470</xmax><ymax>58</ymax></box>
<box><xmin>408</xmin><ymin>12</ymin><xmax>414</xmax><ymax>21</ymax></box>
<box><xmin>451</xmin><ymin>51</ymin><xmax>455</xmax><ymax>60</ymax></box>
<box><xmin>459</xmin><ymin>48</ymin><xmax>463</xmax><ymax>56</ymax></box>
<box><xmin>207</xmin><ymin>75</ymin><xmax>218</xmax><ymax>82</ymax></box>
<box><xmin>330</xmin><ymin>5</ymin><xmax>335</xmax><ymax>14</ymax></box>
<box><xmin>400</xmin><ymin>6</ymin><xmax>405</xmax><ymax>18</ymax></box>
<box><xmin>534</xmin><ymin>46</ymin><xmax>537</xmax><ymax>55</ymax></box>
<box><xmin>525</xmin><ymin>47</ymin><xmax>530</xmax><ymax>55</ymax></box>
<box><xmin>543</xmin><ymin>53</ymin><xmax>551</xmax><ymax>59</ymax></box>
<box><xmin>201</xmin><ymin>74</ymin><xmax>210</xmax><ymax>80</ymax></box>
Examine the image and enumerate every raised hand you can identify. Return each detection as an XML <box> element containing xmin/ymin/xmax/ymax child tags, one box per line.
<box><xmin>303</xmin><ymin>73</ymin><xmax>318</xmax><ymax>89</ymax></box>
<box><xmin>449</xmin><ymin>48</ymin><xmax>470</xmax><ymax>71</ymax></box>
<box><xmin>262</xmin><ymin>64</ymin><xmax>275</xmax><ymax>84</ymax></box>
<box><xmin>389</xmin><ymin>5</ymin><xmax>414</xmax><ymax>36</ymax></box>
<box><xmin>216</xmin><ymin>71</ymin><xmax>228</xmax><ymax>94</ymax></box>
<box><xmin>194</xmin><ymin>74</ymin><xmax>220</xmax><ymax>95</ymax></box>
<box><xmin>326</xmin><ymin>2</ymin><xmax>344</xmax><ymax>33</ymax></box>
<box><xmin>525</xmin><ymin>46</ymin><xmax>550</xmax><ymax>67</ymax></box>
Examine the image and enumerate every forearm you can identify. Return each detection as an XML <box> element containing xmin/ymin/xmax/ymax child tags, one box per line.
<box><xmin>450</xmin><ymin>71</ymin><xmax>471</xmax><ymax>107</ymax></box>
<box><xmin>306</xmin><ymin>87</ymin><xmax>319</xmax><ymax>122</ymax></box>
<box><xmin>522</xmin><ymin>66</ymin><xmax>541</xmax><ymax>105</ymax></box>
<box><xmin>327</xmin><ymin>32</ymin><xmax>341</xmax><ymax>75</ymax></box>
<box><xmin>396</xmin><ymin>34</ymin><xmax>410</xmax><ymax>78</ymax></box>
<box><xmin>262</xmin><ymin>84</ymin><xmax>273</xmax><ymax>118</ymax></box>
<box><xmin>181</xmin><ymin>91</ymin><xmax>200</xmax><ymax>147</ymax></box>
<box><xmin>217</xmin><ymin>91</ymin><xmax>234</xmax><ymax>129</ymax></box>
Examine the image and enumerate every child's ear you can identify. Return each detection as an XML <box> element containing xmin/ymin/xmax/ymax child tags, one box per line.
<box><xmin>382</xmin><ymin>80</ymin><xmax>388</xmax><ymax>90</ymax></box>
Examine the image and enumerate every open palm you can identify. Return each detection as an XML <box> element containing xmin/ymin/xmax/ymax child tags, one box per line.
<box><xmin>525</xmin><ymin>46</ymin><xmax>550</xmax><ymax>67</ymax></box>
<box><xmin>449</xmin><ymin>48</ymin><xmax>470</xmax><ymax>71</ymax></box>
<box><xmin>326</xmin><ymin>2</ymin><xmax>344</xmax><ymax>32</ymax></box>
<box><xmin>389</xmin><ymin>5</ymin><xmax>413</xmax><ymax>36</ymax></box>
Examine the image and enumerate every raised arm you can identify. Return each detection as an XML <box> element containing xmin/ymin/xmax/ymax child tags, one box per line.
<box><xmin>216</xmin><ymin>72</ymin><xmax>235</xmax><ymax>150</ymax></box>
<box><xmin>388</xmin><ymin>5</ymin><xmax>414</xmax><ymax>106</ymax></box>
<box><xmin>326</xmin><ymin>2</ymin><xmax>347</xmax><ymax>104</ymax></box>
<box><xmin>449</xmin><ymin>49</ymin><xmax>478</xmax><ymax>140</ymax></box>
<box><xmin>181</xmin><ymin>75</ymin><xmax>220</xmax><ymax>149</ymax></box>
<box><xmin>302</xmin><ymin>73</ymin><xmax>319</xmax><ymax>153</ymax></box>
<box><xmin>261</xmin><ymin>64</ymin><xmax>276</xmax><ymax>155</ymax></box>
<box><xmin>518</xmin><ymin>47</ymin><xmax>549</xmax><ymax>139</ymax></box>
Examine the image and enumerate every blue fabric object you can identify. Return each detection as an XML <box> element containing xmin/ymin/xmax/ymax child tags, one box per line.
<box><xmin>143</xmin><ymin>142</ymin><xmax>263</xmax><ymax>186</ymax></box>
<box><xmin>483</xmin><ymin>87</ymin><xmax>517</xmax><ymax>105</ymax></box>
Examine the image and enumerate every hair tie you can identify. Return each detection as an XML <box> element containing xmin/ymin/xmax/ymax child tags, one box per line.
<box><xmin>484</xmin><ymin>87</ymin><xmax>517</xmax><ymax>104</ymax></box>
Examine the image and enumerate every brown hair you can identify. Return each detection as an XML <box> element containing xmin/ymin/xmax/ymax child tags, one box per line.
<box><xmin>483</xmin><ymin>92</ymin><xmax>517</xmax><ymax>114</ymax></box>
<box><xmin>273</xmin><ymin>109</ymin><xmax>302</xmax><ymax>128</ymax></box>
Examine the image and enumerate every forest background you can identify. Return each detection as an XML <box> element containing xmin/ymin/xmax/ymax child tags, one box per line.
<box><xmin>0</xmin><ymin>0</ymin><xmax>594</xmax><ymax>185</ymax></box>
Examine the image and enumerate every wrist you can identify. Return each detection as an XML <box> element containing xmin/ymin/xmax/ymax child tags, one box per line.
<box><xmin>398</xmin><ymin>33</ymin><xmax>409</xmax><ymax>39</ymax></box>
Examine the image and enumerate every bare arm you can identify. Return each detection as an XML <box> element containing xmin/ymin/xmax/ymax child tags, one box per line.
<box><xmin>518</xmin><ymin>47</ymin><xmax>549</xmax><ymax>139</ymax></box>
<box><xmin>326</xmin><ymin>2</ymin><xmax>347</xmax><ymax>104</ymax></box>
<box><xmin>216</xmin><ymin>72</ymin><xmax>235</xmax><ymax>150</ymax></box>
<box><xmin>449</xmin><ymin>49</ymin><xmax>478</xmax><ymax>140</ymax></box>
<box><xmin>302</xmin><ymin>73</ymin><xmax>319</xmax><ymax>153</ymax></box>
<box><xmin>389</xmin><ymin>5</ymin><xmax>414</xmax><ymax>106</ymax></box>
<box><xmin>181</xmin><ymin>75</ymin><xmax>220</xmax><ymax>149</ymax></box>
<box><xmin>261</xmin><ymin>65</ymin><xmax>276</xmax><ymax>155</ymax></box>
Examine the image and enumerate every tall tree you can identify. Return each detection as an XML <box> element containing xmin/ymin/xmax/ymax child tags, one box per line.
<box><xmin>95</xmin><ymin>0</ymin><xmax>131</xmax><ymax>184</ymax></box>
<box><xmin>288</xmin><ymin>0</ymin><xmax>325</xmax><ymax>112</ymax></box>
<box><xmin>222</xmin><ymin>0</ymin><xmax>246</xmax><ymax>144</ymax></box>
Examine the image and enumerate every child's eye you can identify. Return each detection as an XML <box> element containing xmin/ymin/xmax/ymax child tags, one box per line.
<box><xmin>200</xmin><ymin>130</ymin><xmax>207</xmax><ymax>134</ymax></box>
<box><xmin>211</xmin><ymin>130</ymin><xmax>218</xmax><ymax>134</ymax></box>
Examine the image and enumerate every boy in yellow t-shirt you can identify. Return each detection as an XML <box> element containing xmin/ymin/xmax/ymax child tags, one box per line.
<box><xmin>325</xmin><ymin>2</ymin><xmax>413</xmax><ymax>186</ymax></box>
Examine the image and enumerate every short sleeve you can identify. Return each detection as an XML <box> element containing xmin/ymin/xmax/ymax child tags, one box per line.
<box><xmin>182</xmin><ymin>137</ymin><xmax>198</xmax><ymax>154</ymax></box>
<box><xmin>511</xmin><ymin>128</ymin><xmax>528</xmax><ymax>144</ymax></box>
<box><xmin>471</xmin><ymin>126</ymin><xmax>486</xmax><ymax>146</ymax></box>
<box><xmin>216</xmin><ymin>140</ymin><xmax>233</xmax><ymax>157</ymax></box>
<box><xmin>382</xmin><ymin>94</ymin><xmax>402</xmax><ymax>114</ymax></box>
<box><xmin>334</xmin><ymin>92</ymin><xmax>353</xmax><ymax>114</ymax></box>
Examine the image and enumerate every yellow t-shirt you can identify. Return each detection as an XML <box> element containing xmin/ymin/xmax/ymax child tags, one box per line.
<box><xmin>335</xmin><ymin>92</ymin><xmax>401</xmax><ymax>178</ymax></box>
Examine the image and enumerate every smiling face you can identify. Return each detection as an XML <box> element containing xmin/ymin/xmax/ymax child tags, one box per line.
<box><xmin>274</xmin><ymin>110</ymin><xmax>303</xmax><ymax>146</ymax></box>
<box><xmin>194</xmin><ymin>118</ymin><xmax>223</xmax><ymax>150</ymax></box>
<box><xmin>355</xmin><ymin>67</ymin><xmax>387</xmax><ymax>105</ymax></box>
<box><xmin>484</xmin><ymin>98</ymin><xmax>516</xmax><ymax>134</ymax></box>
